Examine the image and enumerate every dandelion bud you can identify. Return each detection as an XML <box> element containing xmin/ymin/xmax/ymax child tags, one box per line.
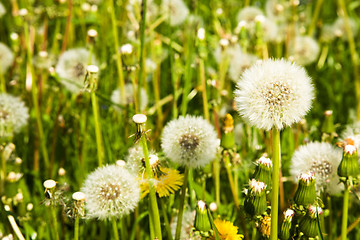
<box><xmin>299</xmin><ymin>205</ymin><xmax>323</xmax><ymax>238</ymax></box>
<box><xmin>338</xmin><ymin>144</ymin><xmax>360</xmax><ymax>179</ymax></box>
<box><xmin>120</xmin><ymin>44</ymin><xmax>133</xmax><ymax>55</ymax></box>
<box><xmin>279</xmin><ymin>209</ymin><xmax>295</xmax><ymax>240</ymax></box>
<box><xmin>3</xmin><ymin>143</ymin><xmax>15</xmax><ymax>161</ymax></box>
<box><xmin>197</xmin><ymin>28</ymin><xmax>205</xmax><ymax>40</ymax></box>
<box><xmin>253</xmin><ymin>156</ymin><xmax>272</xmax><ymax>187</ymax></box>
<box><xmin>87</xmin><ymin>29</ymin><xmax>98</xmax><ymax>38</ymax></box>
<box><xmin>194</xmin><ymin>200</ymin><xmax>211</xmax><ymax>232</ymax></box>
<box><xmin>221</xmin><ymin>114</ymin><xmax>235</xmax><ymax>149</ymax></box>
<box><xmin>321</xmin><ymin>110</ymin><xmax>335</xmax><ymax>134</ymax></box>
<box><xmin>244</xmin><ymin>179</ymin><xmax>267</xmax><ymax>216</ymax></box>
<box><xmin>209</xmin><ymin>202</ymin><xmax>217</xmax><ymax>212</ymax></box>
<box><xmin>58</xmin><ymin>167</ymin><xmax>66</xmax><ymax>176</ymax></box>
<box><xmin>294</xmin><ymin>172</ymin><xmax>317</xmax><ymax>206</ymax></box>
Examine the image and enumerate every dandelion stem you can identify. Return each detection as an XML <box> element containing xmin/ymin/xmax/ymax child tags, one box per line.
<box><xmin>24</xmin><ymin>21</ymin><xmax>49</xmax><ymax>172</ymax></box>
<box><xmin>213</xmin><ymin>157</ymin><xmax>220</xmax><ymax>206</ymax></box>
<box><xmin>270</xmin><ymin>128</ymin><xmax>280</xmax><ymax>240</ymax></box>
<box><xmin>51</xmin><ymin>205</ymin><xmax>60</xmax><ymax>240</ymax></box>
<box><xmin>140</xmin><ymin>133</ymin><xmax>162</xmax><ymax>240</ymax></box>
<box><xmin>0</xmin><ymin>150</ymin><xmax>5</xmax><ymax>196</ymax></box>
<box><xmin>90</xmin><ymin>91</ymin><xmax>105</xmax><ymax>167</ymax></box>
<box><xmin>223</xmin><ymin>152</ymin><xmax>240</xmax><ymax>209</ymax></box>
<box><xmin>109</xmin><ymin>0</ymin><xmax>126</xmax><ymax>105</ymax></box>
<box><xmin>337</xmin><ymin>0</ymin><xmax>360</xmax><ymax>120</ymax></box>
<box><xmin>160</xmin><ymin>197</ymin><xmax>173</xmax><ymax>239</ymax></box>
<box><xmin>308</xmin><ymin>0</ymin><xmax>324</xmax><ymax>36</ymax></box>
<box><xmin>112</xmin><ymin>217</ymin><xmax>120</xmax><ymax>240</ymax></box>
<box><xmin>181</xmin><ymin>29</ymin><xmax>194</xmax><ymax>116</ymax></box>
<box><xmin>73</xmin><ymin>215</ymin><xmax>79</xmax><ymax>240</ymax></box>
<box><xmin>199</xmin><ymin>58</ymin><xmax>209</xmax><ymax>121</ymax></box>
<box><xmin>0</xmin><ymin>72</ymin><xmax>6</xmax><ymax>92</ymax></box>
<box><xmin>341</xmin><ymin>184</ymin><xmax>350</xmax><ymax>240</ymax></box>
<box><xmin>137</xmin><ymin>0</ymin><xmax>147</xmax><ymax>113</ymax></box>
<box><xmin>175</xmin><ymin>166</ymin><xmax>189</xmax><ymax>240</ymax></box>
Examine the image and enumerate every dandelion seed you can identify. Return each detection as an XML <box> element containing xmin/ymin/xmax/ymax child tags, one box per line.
<box><xmin>234</xmin><ymin>58</ymin><xmax>314</xmax><ymax>131</ymax></box>
<box><xmin>0</xmin><ymin>43</ymin><xmax>14</xmax><ymax>73</ymax></box>
<box><xmin>162</xmin><ymin>0</ymin><xmax>189</xmax><ymax>26</ymax></box>
<box><xmin>161</xmin><ymin>115</ymin><xmax>220</xmax><ymax>168</ymax></box>
<box><xmin>290</xmin><ymin>142</ymin><xmax>343</xmax><ymax>195</ymax></box>
<box><xmin>55</xmin><ymin>48</ymin><xmax>98</xmax><ymax>93</ymax></box>
<box><xmin>81</xmin><ymin>164</ymin><xmax>140</xmax><ymax>220</ymax></box>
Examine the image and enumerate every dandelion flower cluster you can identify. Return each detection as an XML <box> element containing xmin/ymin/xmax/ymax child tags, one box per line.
<box><xmin>111</xmin><ymin>83</ymin><xmax>148</xmax><ymax>112</ymax></box>
<box><xmin>234</xmin><ymin>58</ymin><xmax>314</xmax><ymax>131</ymax></box>
<box><xmin>161</xmin><ymin>115</ymin><xmax>220</xmax><ymax>168</ymax></box>
<box><xmin>0</xmin><ymin>93</ymin><xmax>29</xmax><ymax>136</ymax></box>
<box><xmin>55</xmin><ymin>48</ymin><xmax>98</xmax><ymax>93</ymax></box>
<box><xmin>161</xmin><ymin>0</ymin><xmax>189</xmax><ymax>26</ymax></box>
<box><xmin>289</xmin><ymin>36</ymin><xmax>320</xmax><ymax>66</ymax></box>
<box><xmin>0</xmin><ymin>42</ymin><xmax>14</xmax><ymax>73</ymax></box>
<box><xmin>290</xmin><ymin>142</ymin><xmax>343</xmax><ymax>195</ymax></box>
<box><xmin>81</xmin><ymin>164</ymin><xmax>140</xmax><ymax>220</ymax></box>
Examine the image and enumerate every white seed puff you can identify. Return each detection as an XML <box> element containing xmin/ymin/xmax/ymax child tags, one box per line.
<box><xmin>234</xmin><ymin>58</ymin><xmax>314</xmax><ymax>131</ymax></box>
<box><xmin>161</xmin><ymin>115</ymin><xmax>220</xmax><ymax>168</ymax></box>
<box><xmin>81</xmin><ymin>164</ymin><xmax>140</xmax><ymax>220</ymax></box>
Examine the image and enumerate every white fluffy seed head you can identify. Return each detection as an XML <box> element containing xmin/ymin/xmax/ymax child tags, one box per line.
<box><xmin>81</xmin><ymin>164</ymin><xmax>140</xmax><ymax>220</ymax></box>
<box><xmin>111</xmin><ymin>84</ymin><xmax>148</xmax><ymax>112</ymax></box>
<box><xmin>290</xmin><ymin>142</ymin><xmax>343</xmax><ymax>195</ymax></box>
<box><xmin>162</xmin><ymin>0</ymin><xmax>189</xmax><ymax>26</ymax></box>
<box><xmin>289</xmin><ymin>36</ymin><xmax>320</xmax><ymax>66</ymax></box>
<box><xmin>0</xmin><ymin>42</ymin><xmax>14</xmax><ymax>73</ymax></box>
<box><xmin>234</xmin><ymin>58</ymin><xmax>314</xmax><ymax>131</ymax></box>
<box><xmin>0</xmin><ymin>93</ymin><xmax>29</xmax><ymax>136</ymax></box>
<box><xmin>161</xmin><ymin>115</ymin><xmax>220</xmax><ymax>168</ymax></box>
<box><xmin>55</xmin><ymin>48</ymin><xmax>98</xmax><ymax>93</ymax></box>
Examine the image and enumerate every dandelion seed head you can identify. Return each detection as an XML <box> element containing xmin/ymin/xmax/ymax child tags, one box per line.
<box><xmin>289</xmin><ymin>36</ymin><xmax>320</xmax><ymax>66</ymax></box>
<box><xmin>162</xmin><ymin>0</ymin><xmax>189</xmax><ymax>26</ymax></box>
<box><xmin>161</xmin><ymin>115</ymin><xmax>220</xmax><ymax>168</ymax></box>
<box><xmin>0</xmin><ymin>43</ymin><xmax>14</xmax><ymax>73</ymax></box>
<box><xmin>0</xmin><ymin>3</ymin><xmax>6</xmax><ymax>18</ymax></box>
<box><xmin>237</xmin><ymin>6</ymin><xmax>263</xmax><ymax>24</ymax></box>
<box><xmin>333</xmin><ymin>17</ymin><xmax>358</xmax><ymax>41</ymax></box>
<box><xmin>234</xmin><ymin>59</ymin><xmax>314</xmax><ymax>131</ymax></box>
<box><xmin>111</xmin><ymin>84</ymin><xmax>148</xmax><ymax>112</ymax></box>
<box><xmin>290</xmin><ymin>142</ymin><xmax>343</xmax><ymax>195</ymax></box>
<box><xmin>228</xmin><ymin>50</ymin><xmax>258</xmax><ymax>82</ymax></box>
<box><xmin>81</xmin><ymin>164</ymin><xmax>140</xmax><ymax>220</ymax></box>
<box><xmin>0</xmin><ymin>93</ymin><xmax>29</xmax><ymax>136</ymax></box>
<box><xmin>55</xmin><ymin>48</ymin><xmax>98</xmax><ymax>93</ymax></box>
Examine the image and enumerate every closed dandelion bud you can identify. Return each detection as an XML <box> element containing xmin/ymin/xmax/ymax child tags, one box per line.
<box><xmin>221</xmin><ymin>114</ymin><xmax>235</xmax><ymax>149</ymax></box>
<box><xmin>294</xmin><ymin>172</ymin><xmax>317</xmax><ymax>206</ymax></box>
<box><xmin>194</xmin><ymin>200</ymin><xmax>211</xmax><ymax>232</ymax></box>
<box><xmin>299</xmin><ymin>205</ymin><xmax>323</xmax><ymax>238</ymax></box>
<box><xmin>279</xmin><ymin>209</ymin><xmax>295</xmax><ymax>240</ymax></box>
<box><xmin>253</xmin><ymin>156</ymin><xmax>272</xmax><ymax>187</ymax></box>
<box><xmin>244</xmin><ymin>179</ymin><xmax>267</xmax><ymax>216</ymax></box>
<box><xmin>321</xmin><ymin>110</ymin><xmax>335</xmax><ymax>134</ymax></box>
<box><xmin>338</xmin><ymin>145</ymin><xmax>359</xmax><ymax>179</ymax></box>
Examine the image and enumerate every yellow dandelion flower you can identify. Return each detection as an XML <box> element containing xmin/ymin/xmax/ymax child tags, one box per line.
<box><xmin>141</xmin><ymin>167</ymin><xmax>184</xmax><ymax>198</ymax></box>
<box><xmin>212</xmin><ymin>219</ymin><xmax>244</xmax><ymax>240</ymax></box>
<box><xmin>258</xmin><ymin>215</ymin><xmax>271</xmax><ymax>238</ymax></box>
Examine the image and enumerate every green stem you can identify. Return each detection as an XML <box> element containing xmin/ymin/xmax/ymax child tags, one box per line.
<box><xmin>137</xmin><ymin>0</ymin><xmax>148</xmax><ymax>113</ymax></box>
<box><xmin>223</xmin><ymin>153</ymin><xmax>240</xmax><ymax>209</ymax></box>
<box><xmin>51</xmin><ymin>205</ymin><xmax>60</xmax><ymax>240</ymax></box>
<box><xmin>0</xmin><ymin>72</ymin><xmax>5</xmax><ymax>92</ymax></box>
<box><xmin>0</xmin><ymin>150</ymin><xmax>5</xmax><ymax>196</ymax></box>
<box><xmin>24</xmin><ymin>21</ymin><xmax>49</xmax><ymax>172</ymax></box>
<box><xmin>213</xmin><ymin>158</ymin><xmax>220</xmax><ymax>206</ymax></box>
<box><xmin>90</xmin><ymin>92</ymin><xmax>104</xmax><ymax>167</ymax></box>
<box><xmin>308</xmin><ymin>0</ymin><xmax>324</xmax><ymax>36</ymax></box>
<box><xmin>108</xmin><ymin>0</ymin><xmax>126</xmax><ymax>104</ymax></box>
<box><xmin>140</xmin><ymin>134</ymin><xmax>162</xmax><ymax>240</ymax></box>
<box><xmin>160</xmin><ymin>198</ymin><xmax>173</xmax><ymax>239</ymax></box>
<box><xmin>175</xmin><ymin>167</ymin><xmax>189</xmax><ymax>240</ymax></box>
<box><xmin>74</xmin><ymin>215</ymin><xmax>79</xmax><ymax>240</ymax></box>
<box><xmin>270</xmin><ymin>128</ymin><xmax>280</xmax><ymax>240</ymax></box>
<box><xmin>112</xmin><ymin>217</ymin><xmax>120</xmax><ymax>240</ymax></box>
<box><xmin>341</xmin><ymin>184</ymin><xmax>350</xmax><ymax>240</ymax></box>
<box><xmin>337</xmin><ymin>0</ymin><xmax>360</xmax><ymax>120</ymax></box>
<box><xmin>181</xmin><ymin>29</ymin><xmax>194</xmax><ymax>116</ymax></box>
<box><xmin>199</xmin><ymin>58</ymin><xmax>209</xmax><ymax>121</ymax></box>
